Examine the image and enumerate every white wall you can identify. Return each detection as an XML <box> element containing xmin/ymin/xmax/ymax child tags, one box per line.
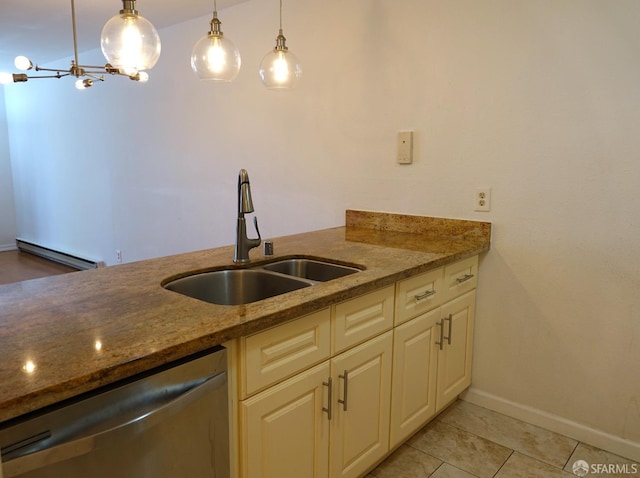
<box><xmin>4</xmin><ymin>0</ymin><xmax>640</xmax><ymax>461</ymax></box>
<box><xmin>0</xmin><ymin>90</ymin><xmax>17</xmax><ymax>250</ymax></box>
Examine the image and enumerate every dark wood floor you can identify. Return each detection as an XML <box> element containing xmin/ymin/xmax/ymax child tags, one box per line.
<box><xmin>0</xmin><ymin>250</ymin><xmax>78</xmax><ymax>285</ymax></box>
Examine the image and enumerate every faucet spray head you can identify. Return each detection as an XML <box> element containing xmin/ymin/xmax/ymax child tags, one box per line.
<box><xmin>238</xmin><ymin>169</ymin><xmax>254</xmax><ymax>214</ymax></box>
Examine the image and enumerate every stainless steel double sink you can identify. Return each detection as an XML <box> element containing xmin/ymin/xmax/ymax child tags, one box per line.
<box><xmin>163</xmin><ymin>258</ymin><xmax>362</xmax><ymax>306</ymax></box>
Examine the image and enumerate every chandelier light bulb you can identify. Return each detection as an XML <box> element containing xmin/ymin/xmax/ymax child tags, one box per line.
<box><xmin>101</xmin><ymin>3</ymin><xmax>161</xmax><ymax>76</ymax></box>
<box><xmin>0</xmin><ymin>72</ymin><xmax>14</xmax><ymax>85</ymax></box>
<box><xmin>75</xmin><ymin>78</ymin><xmax>93</xmax><ymax>90</ymax></box>
<box><xmin>14</xmin><ymin>56</ymin><xmax>33</xmax><ymax>71</ymax></box>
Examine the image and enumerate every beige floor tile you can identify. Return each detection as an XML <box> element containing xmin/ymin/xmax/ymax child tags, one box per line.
<box><xmin>408</xmin><ymin>420</ymin><xmax>512</xmax><ymax>478</ymax></box>
<box><xmin>564</xmin><ymin>442</ymin><xmax>640</xmax><ymax>477</ymax></box>
<box><xmin>371</xmin><ymin>444</ymin><xmax>442</xmax><ymax>478</ymax></box>
<box><xmin>431</xmin><ymin>463</ymin><xmax>479</xmax><ymax>478</ymax></box>
<box><xmin>495</xmin><ymin>452</ymin><xmax>575</xmax><ymax>478</ymax></box>
<box><xmin>438</xmin><ymin>400</ymin><xmax>578</xmax><ymax>468</ymax></box>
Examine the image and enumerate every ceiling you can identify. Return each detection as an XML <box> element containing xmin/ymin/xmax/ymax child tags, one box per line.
<box><xmin>0</xmin><ymin>0</ymin><xmax>250</xmax><ymax>73</ymax></box>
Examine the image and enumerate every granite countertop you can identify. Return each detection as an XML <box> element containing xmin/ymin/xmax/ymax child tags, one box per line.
<box><xmin>0</xmin><ymin>211</ymin><xmax>490</xmax><ymax>424</ymax></box>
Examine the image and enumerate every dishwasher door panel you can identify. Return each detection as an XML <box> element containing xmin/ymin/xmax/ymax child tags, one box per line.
<box><xmin>1</xmin><ymin>347</ymin><xmax>229</xmax><ymax>478</ymax></box>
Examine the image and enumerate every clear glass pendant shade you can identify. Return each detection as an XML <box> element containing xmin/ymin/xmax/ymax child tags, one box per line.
<box><xmin>258</xmin><ymin>33</ymin><xmax>302</xmax><ymax>90</ymax></box>
<box><xmin>191</xmin><ymin>33</ymin><xmax>241</xmax><ymax>81</ymax></box>
<box><xmin>101</xmin><ymin>12</ymin><xmax>161</xmax><ymax>75</ymax></box>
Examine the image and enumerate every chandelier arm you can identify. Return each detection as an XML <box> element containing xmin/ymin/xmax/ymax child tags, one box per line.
<box><xmin>77</xmin><ymin>64</ymin><xmax>120</xmax><ymax>72</ymax></box>
<box><xmin>33</xmin><ymin>66</ymin><xmax>73</xmax><ymax>74</ymax></box>
<box><xmin>25</xmin><ymin>73</ymin><xmax>72</xmax><ymax>80</ymax></box>
<box><xmin>83</xmin><ymin>73</ymin><xmax>105</xmax><ymax>82</ymax></box>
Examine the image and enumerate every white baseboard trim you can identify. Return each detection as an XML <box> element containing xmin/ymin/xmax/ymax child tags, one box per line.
<box><xmin>15</xmin><ymin>239</ymin><xmax>105</xmax><ymax>270</ymax></box>
<box><xmin>0</xmin><ymin>243</ymin><xmax>18</xmax><ymax>252</ymax></box>
<box><xmin>462</xmin><ymin>387</ymin><xmax>640</xmax><ymax>463</ymax></box>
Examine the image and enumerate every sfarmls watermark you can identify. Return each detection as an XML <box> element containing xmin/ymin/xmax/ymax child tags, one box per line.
<box><xmin>572</xmin><ymin>460</ymin><xmax>639</xmax><ymax>476</ymax></box>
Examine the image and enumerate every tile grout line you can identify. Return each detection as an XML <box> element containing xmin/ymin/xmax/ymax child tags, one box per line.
<box><xmin>412</xmin><ymin>419</ymin><xmax>514</xmax><ymax>477</ymax></box>
<box><xmin>428</xmin><ymin>461</ymin><xmax>447</xmax><ymax>477</ymax></box>
<box><xmin>436</xmin><ymin>410</ymin><xmax>581</xmax><ymax>472</ymax></box>
<box><xmin>562</xmin><ymin>441</ymin><xmax>581</xmax><ymax>471</ymax></box>
<box><xmin>491</xmin><ymin>450</ymin><xmax>515</xmax><ymax>478</ymax></box>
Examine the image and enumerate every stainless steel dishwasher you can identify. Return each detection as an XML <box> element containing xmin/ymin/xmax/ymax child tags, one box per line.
<box><xmin>0</xmin><ymin>346</ymin><xmax>229</xmax><ymax>478</ymax></box>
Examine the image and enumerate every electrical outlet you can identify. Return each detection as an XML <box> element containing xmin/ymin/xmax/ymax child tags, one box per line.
<box><xmin>116</xmin><ymin>249</ymin><xmax>122</xmax><ymax>264</ymax></box>
<box><xmin>475</xmin><ymin>188</ymin><xmax>491</xmax><ymax>212</ymax></box>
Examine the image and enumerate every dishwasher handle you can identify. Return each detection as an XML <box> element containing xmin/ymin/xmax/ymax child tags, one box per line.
<box><xmin>2</xmin><ymin>371</ymin><xmax>226</xmax><ymax>477</ymax></box>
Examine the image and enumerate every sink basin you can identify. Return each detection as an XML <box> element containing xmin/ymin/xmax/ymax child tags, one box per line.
<box><xmin>164</xmin><ymin>269</ymin><xmax>311</xmax><ymax>306</ymax></box>
<box><xmin>262</xmin><ymin>258</ymin><xmax>360</xmax><ymax>282</ymax></box>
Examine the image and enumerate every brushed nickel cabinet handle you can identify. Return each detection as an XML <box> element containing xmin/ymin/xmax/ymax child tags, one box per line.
<box><xmin>444</xmin><ymin>314</ymin><xmax>452</xmax><ymax>345</ymax></box>
<box><xmin>338</xmin><ymin>370</ymin><xmax>349</xmax><ymax>412</ymax></box>
<box><xmin>322</xmin><ymin>377</ymin><xmax>333</xmax><ymax>420</ymax></box>
<box><xmin>415</xmin><ymin>289</ymin><xmax>437</xmax><ymax>301</ymax></box>
<box><xmin>435</xmin><ymin>319</ymin><xmax>445</xmax><ymax>350</ymax></box>
<box><xmin>456</xmin><ymin>273</ymin><xmax>474</xmax><ymax>284</ymax></box>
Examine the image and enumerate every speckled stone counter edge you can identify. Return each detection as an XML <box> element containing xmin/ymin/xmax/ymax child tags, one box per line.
<box><xmin>346</xmin><ymin>209</ymin><xmax>492</xmax><ymax>240</ymax></box>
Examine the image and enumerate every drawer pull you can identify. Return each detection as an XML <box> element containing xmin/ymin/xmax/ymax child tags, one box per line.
<box><xmin>455</xmin><ymin>273</ymin><xmax>474</xmax><ymax>284</ymax></box>
<box><xmin>415</xmin><ymin>289</ymin><xmax>437</xmax><ymax>301</ymax></box>
<box><xmin>338</xmin><ymin>370</ymin><xmax>349</xmax><ymax>412</ymax></box>
<box><xmin>322</xmin><ymin>377</ymin><xmax>333</xmax><ymax>420</ymax></box>
<box><xmin>435</xmin><ymin>319</ymin><xmax>445</xmax><ymax>350</ymax></box>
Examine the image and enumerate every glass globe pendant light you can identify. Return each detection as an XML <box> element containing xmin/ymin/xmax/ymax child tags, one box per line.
<box><xmin>101</xmin><ymin>0</ymin><xmax>161</xmax><ymax>76</ymax></box>
<box><xmin>259</xmin><ymin>0</ymin><xmax>302</xmax><ymax>90</ymax></box>
<box><xmin>191</xmin><ymin>0</ymin><xmax>241</xmax><ymax>81</ymax></box>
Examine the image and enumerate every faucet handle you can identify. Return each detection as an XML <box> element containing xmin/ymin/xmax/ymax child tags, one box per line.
<box><xmin>253</xmin><ymin>216</ymin><xmax>262</xmax><ymax>242</ymax></box>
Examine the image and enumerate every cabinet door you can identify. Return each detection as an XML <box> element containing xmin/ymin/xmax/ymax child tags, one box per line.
<box><xmin>436</xmin><ymin>290</ymin><xmax>476</xmax><ymax>412</ymax></box>
<box><xmin>389</xmin><ymin>308</ymin><xmax>440</xmax><ymax>448</ymax></box>
<box><xmin>330</xmin><ymin>331</ymin><xmax>392</xmax><ymax>478</ymax></box>
<box><xmin>240</xmin><ymin>362</ymin><xmax>330</xmax><ymax>478</ymax></box>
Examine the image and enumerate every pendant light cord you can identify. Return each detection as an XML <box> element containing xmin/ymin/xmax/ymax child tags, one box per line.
<box><xmin>279</xmin><ymin>0</ymin><xmax>283</xmax><ymax>30</ymax></box>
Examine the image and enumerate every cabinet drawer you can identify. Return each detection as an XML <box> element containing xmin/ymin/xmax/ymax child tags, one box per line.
<box><xmin>333</xmin><ymin>285</ymin><xmax>394</xmax><ymax>354</ymax></box>
<box><xmin>395</xmin><ymin>267</ymin><xmax>443</xmax><ymax>325</ymax></box>
<box><xmin>241</xmin><ymin>308</ymin><xmax>331</xmax><ymax>397</ymax></box>
<box><xmin>442</xmin><ymin>255</ymin><xmax>478</xmax><ymax>303</ymax></box>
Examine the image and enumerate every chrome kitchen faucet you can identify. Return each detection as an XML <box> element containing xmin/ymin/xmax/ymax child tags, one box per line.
<box><xmin>234</xmin><ymin>169</ymin><xmax>261</xmax><ymax>263</ymax></box>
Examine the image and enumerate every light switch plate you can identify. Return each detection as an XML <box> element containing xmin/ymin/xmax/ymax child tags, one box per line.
<box><xmin>397</xmin><ymin>131</ymin><xmax>413</xmax><ymax>164</ymax></box>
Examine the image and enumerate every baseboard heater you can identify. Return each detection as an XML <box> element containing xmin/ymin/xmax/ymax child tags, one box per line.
<box><xmin>16</xmin><ymin>239</ymin><xmax>105</xmax><ymax>270</ymax></box>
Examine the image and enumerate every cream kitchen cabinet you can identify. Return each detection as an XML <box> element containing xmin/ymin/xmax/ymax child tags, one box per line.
<box><xmin>329</xmin><ymin>331</ymin><xmax>392</xmax><ymax>478</ymax></box>
<box><xmin>390</xmin><ymin>255</ymin><xmax>478</xmax><ymax>448</ymax></box>
<box><xmin>239</xmin><ymin>308</ymin><xmax>332</xmax><ymax>398</ymax></box>
<box><xmin>240</xmin><ymin>361</ymin><xmax>331</xmax><ymax>478</ymax></box>
<box><xmin>238</xmin><ymin>287</ymin><xmax>394</xmax><ymax>478</ymax></box>
<box><xmin>236</xmin><ymin>256</ymin><xmax>478</xmax><ymax>477</ymax></box>
<box><xmin>435</xmin><ymin>289</ymin><xmax>475</xmax><ymax>411</ymax></box>
<box><xmin>389</xmin><ymin>307</ymin><xmax>440</xmax><ymax>447</ymax></box>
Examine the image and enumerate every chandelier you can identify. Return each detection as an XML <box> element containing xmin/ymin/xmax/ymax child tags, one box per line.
<box><xmin>0</xmin><ymin>0</ymin><xmax>161</xmax><ymax>90</ymax></box>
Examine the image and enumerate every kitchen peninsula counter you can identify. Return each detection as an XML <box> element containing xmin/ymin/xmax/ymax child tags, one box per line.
<box><xmin>0</xmin><ymin>211</ymin><xmax>490</xmax><ymax>424</ymax></box>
